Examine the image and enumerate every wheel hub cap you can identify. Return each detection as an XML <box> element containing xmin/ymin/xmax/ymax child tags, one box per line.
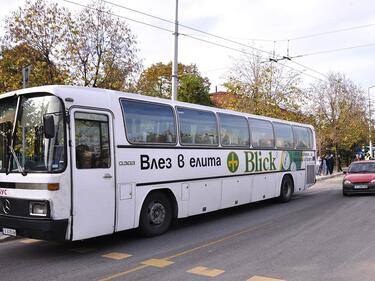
<box><xmin>149</xmin><ymin>202</ymin><xmax>166</xmax><ymax>225</ymax></box>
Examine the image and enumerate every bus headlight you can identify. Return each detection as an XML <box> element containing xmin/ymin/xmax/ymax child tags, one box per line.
<box><xmin>29</xmin><ymin>202</ymin><xmax>48</xmax><ymax>217</ymax></box>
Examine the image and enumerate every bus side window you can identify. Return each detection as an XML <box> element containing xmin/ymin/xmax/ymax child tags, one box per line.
<box><xmin>219</xmin><ymin>113</ymin><xmax>249</xmax><ymax>147</ymax></box>
<box><xmin>293</xmin><ymin>126</ymin><xmax>312</xmax><ymax>149</ymax></box>
<box><xmin>273</xmin><ymin>123</ymin><xmax>294</xmax><ymax>149</ymax></box>
<box><xmin>74</xmin><ymin>112</ymin><xmax>111</xmax><ymax>169</ymax></box>
<box><xmin>121</xmin><ymin>99</ymin><xmax>176</xmax><ymax>145</ymax></box>
<box><xmin>249</xmin><ymin>118</ymin><xmax>274</xmax><ymax>148</ymax></box>
<box><xmin>177</xmin><ymin>107</ymin><xmax>218</xmax><ymax>146</ymax></box>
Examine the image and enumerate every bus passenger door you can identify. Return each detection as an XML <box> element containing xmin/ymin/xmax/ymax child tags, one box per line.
<box><xmin>70</xmin><ymin>109</ymin><xmax>115</xmax><ymax>240</ymax></box>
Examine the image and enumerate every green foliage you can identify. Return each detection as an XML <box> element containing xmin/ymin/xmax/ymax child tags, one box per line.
<box><xmin>178</xmin><ymin>74</ymin><xmax>212</xmax><ymax>106</ymax></box>
<box><xmin>308</xmin><ymin>72</ymin><xmax>368</xmax><ymax>166</ymax></box>
<box><xmin>136</xmin><ymin>62</ymin><xmax>212</xmax><ymax>105</ymax></box>
<box><xmin>0</xmin><ymin>0</ymin><xmax>141</xmax><ymax>92</ymax></box>
<box><xmin>136</xmin><ymin>62</ymin><xmax>172</xmax><ymax>98</ymax></box>
<box><xmin>66</xmin><ymin>0</ymin><xmax>141</xmax><ymax>90</ymax></box>
<box><xmin>0</xmin><ymin>44</ymin><xmax>66</xmax><ymax>93</ymax></box>
<box><xmin>3</xmin><ymin>0</ymin><xmax>70</xmax><ymax>82</ymax></box>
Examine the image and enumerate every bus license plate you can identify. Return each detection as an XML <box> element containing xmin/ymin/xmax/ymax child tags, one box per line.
<box><xmin>2</xmin><ymin>228</ymin><xmax>16</xmax><ymax>237</ymax></box>
<box><xmin>354</xmin><ymin>185</ymin><xmax>367</xmax><ymax>189</ymax></box>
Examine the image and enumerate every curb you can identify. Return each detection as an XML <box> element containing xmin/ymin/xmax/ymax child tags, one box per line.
<box><xmin>0</xmin><ymin>234</ymin><xmax>18</xmax><ymax>243</ymax></box>
<box><xmin>316</xmin><ymin>172</ymin><xmax>343</xmax><ymax>181</ymax></box>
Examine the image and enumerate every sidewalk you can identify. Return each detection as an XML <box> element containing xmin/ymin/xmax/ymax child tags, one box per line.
<box><xmin>316</xmin><ymin>171</ymin><xmax>344</xmax><ymax>181</ymax></box>
<box><xmin>0</xmin><ymin>232</ymin><xmax>17</xmax><ymax>243</ymax></box>
<box><xmin>0</xmin><ymin>233</ymin><xmax>9</xmax><ymax>242</ymax></box>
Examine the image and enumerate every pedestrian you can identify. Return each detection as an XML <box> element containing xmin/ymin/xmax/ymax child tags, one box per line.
<box><xmin>322</xmin><ymin>155</ymin><xmax>328</xmax><ymax>175</ymax></box>
<box><xmin>327</xmin><ymin>153</ymin><xmax>334</xmax><ymax>174</ymax></box>
<box><xmin>317</xmin><ymin>156</ymin><xmax>322</xmax><ymax>175</ymax></box>
<box><xmin>365</xmin><ymin>152</ymin><xmax>371</xmax><ymax>160</ymax></box>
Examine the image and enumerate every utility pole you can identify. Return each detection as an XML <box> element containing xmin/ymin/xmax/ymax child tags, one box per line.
<box><xmin>369</xmin><ymin>85</ymin><xmax>375</xmax><ymax>157</ymax></box>
<box><xmin>171</xmin><ymin>0</ymin><xmax>179</xmax><ymax>101</ymax></box>
<box><xmin>22</xmin><ymin>65</ymin><xmax>32</xmax><ymax>89</ymax></box>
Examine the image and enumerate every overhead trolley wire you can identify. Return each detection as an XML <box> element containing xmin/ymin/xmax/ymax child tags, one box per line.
<box><xmin>291</xmin><ymin>42</ymin><xmax>375</xmax><ymax>59</ymax></box>
<box><xmin>63</xmin><ymin>0</ymin><xmax>326</xmax><ymax>82</ymax></box>
<box><xmin>235</xmin><ymin>22</ymin><xmax>375</xmax><ymax>43</ymax></box>
<box><xmin>281</xmin><ymin>22</ymin><xmax>375</xmax><ymax>42</ymax></box>
<box><xmin>63</xmin><ymin>0</ymin><xmax>173</xmax><ymax>33</ymax></box>
<box><xmin>101</xmin><ymin>0</ymin><xmax>273</xmax><ymax>56</ymax></box>
<box><xmin>101</xmin><ymin>0</ymin><xmax>329</xmax><ymax>80</ymax></box>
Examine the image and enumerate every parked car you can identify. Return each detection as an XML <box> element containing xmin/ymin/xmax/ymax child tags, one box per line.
<box><xmin>342</xmin><ymin>160</ymin><xmax>375</xmax><ymax>196</ymax></box>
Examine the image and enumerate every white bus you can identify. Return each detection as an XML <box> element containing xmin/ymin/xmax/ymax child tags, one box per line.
<box><xmin>0</xmin><ymin>86</ymin><xmax>316</xmax><ymax>240</ymax></box>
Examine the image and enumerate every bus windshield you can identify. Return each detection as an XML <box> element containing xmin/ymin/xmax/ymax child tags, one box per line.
<box><xmin>0</xmin><ymin>97</ymin><xmax>17</xmax><ymax>172</ymax></box>
<box><xmin>0</xmin><ymin>94</ymin><xmax>66</xmax><ymax>174</ymax></box>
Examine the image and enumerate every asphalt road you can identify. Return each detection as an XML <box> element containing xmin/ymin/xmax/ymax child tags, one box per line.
<box><xmin>1</xmin><ymin>176</ymin><xmax>375</xmax><ymax>281</ymax></box>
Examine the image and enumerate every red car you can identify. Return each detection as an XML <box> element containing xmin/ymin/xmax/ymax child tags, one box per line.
<box><xmin>343</xmin><ymin>160</ymin><xmax>375</xmax><ymax>196</ymax></box>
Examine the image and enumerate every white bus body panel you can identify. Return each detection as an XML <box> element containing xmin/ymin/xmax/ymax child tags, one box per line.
<box><xmin>0</xmin><ymin>86</ymin><xmax>317</xmax><ymax>240</ymax></box>
<box><xmin>70</xmin><ymin>108</ymin><xmax>116</xmax><ymax>240</ymax></box>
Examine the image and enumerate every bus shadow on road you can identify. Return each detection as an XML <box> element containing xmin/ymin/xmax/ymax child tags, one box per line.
<box><xmin>64</xmin><ymin>199</ymin><xmax>279</xmax><ymax>247</ymax></box>
<box><xmin>2</xmin><ymin>196</ymin><xmax>309</xmax><ymax>258</ymax></box>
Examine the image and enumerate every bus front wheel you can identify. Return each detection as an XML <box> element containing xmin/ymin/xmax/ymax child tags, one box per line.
<box><xmin>279</xmin><ymin>176</ymin><xmax>293</xmax><ymax>203</ymax></box>
<box><xmin>139</xmin><ymin>191</ymin><xmax>172</xmax><ymax>237</ymax></box>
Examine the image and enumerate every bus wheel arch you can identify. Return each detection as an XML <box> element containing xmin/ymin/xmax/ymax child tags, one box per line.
<box><xmin>279</xmin><ymin>174</ymin><xmax>294</xmax><ymax>203</ymax></box>
<box><xmin>139</xmin><ymin>189</ymin><xmax>177</xmax><ymax>237</ymax></box>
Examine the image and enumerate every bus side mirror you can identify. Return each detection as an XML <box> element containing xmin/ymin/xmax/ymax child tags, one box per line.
<box><xmin>43</xmin><ymin>114</ymin><xmax>55</xmax><ymax>139</ymax></box>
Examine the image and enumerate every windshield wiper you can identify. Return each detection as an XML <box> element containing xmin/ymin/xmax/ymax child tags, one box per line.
<box><xmin>8</xmin><ymin>146</ymin><xmax>27</xmax><ymax>176</ymax></box>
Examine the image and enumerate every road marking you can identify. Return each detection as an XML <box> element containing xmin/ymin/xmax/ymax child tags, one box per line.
<box><xmin>187</xmin><ymin>266</ymin><xmax>225</xmax><ymax>277</ymax></box>
<box><xmin>98</xmin><ymin>220</ymin><xmax>274</xmax><ymax>281</ymax></box>
<box><xmin>19</xmin><ymin>239</ymin><xmax>41</xmax><ymax>244</ymax></box>
<box><xmin>165</xmin><ymin>220</ymin><xmax>272</xmax><ymax>260</ymax></box>
<box><xmin>102</xmin><ymin>252</ymin><xmax>132</xmax><ymax>260</ymax></box>
<box><xmin>247</xmin><ymin>275</ymin><xmax>285</xmax><ymax>281</ymax></box>
<box><xmin>141</xmin><ymin>258</ymin><xmax>174</xmax><ymax>268</ymax></box>
<box><xmin>98</xmin><ymin>265</ymin><xmax>149</xmax><ymax>281</ymax></box>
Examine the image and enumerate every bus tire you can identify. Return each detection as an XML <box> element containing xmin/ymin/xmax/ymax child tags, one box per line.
<box><xmin>139</xmin><ymin>191</ymin><xmax>172</xmax><ymax>237</ymax></box>
<box><xmin>279</xmin><ymin>175</ymin><xmax>293</xmax><ymax>203</ymax></box>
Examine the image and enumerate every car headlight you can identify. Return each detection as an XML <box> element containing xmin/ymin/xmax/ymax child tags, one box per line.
<box><xmin>370</xmin><ymin>179</ymin><xmax>375</xmax><ymax>184</ymax></box>
<box><xmin>343</xmin><ymin>180</ymin><xmax>352</xmax><ymax>185</ymax></box>
<box><xmin>29</xmin><ymin>202</ymin><xmax>48</xmax><ymax>217</ymax></box>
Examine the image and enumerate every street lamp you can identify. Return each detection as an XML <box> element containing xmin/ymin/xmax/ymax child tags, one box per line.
<box><xmin>368</xmin><ymin>85</ymin><xmax>375</xmax><ymax>157</ymax></box>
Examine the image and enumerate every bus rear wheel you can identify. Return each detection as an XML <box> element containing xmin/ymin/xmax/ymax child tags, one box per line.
<box><xmin>279</xmin><ymin>176</ymin><xmax>293</xmax><ymax>203</ymax></box>
<box><xmin>139</xmin><ymin>191</ymin><xmax>172</xmax><ymax>237</ymax></box>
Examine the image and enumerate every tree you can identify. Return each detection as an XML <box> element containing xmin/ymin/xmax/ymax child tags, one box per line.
<box><xmin>136</xmin><ymin>62</ymin><xmax>171</xmax><ymax>98</ymax></box>
<box><xmin>66</xmin><ymin>0</ymin><xmax>141</xmax><ymax>90</ymax></box>
<box><xmin>178</xmin><ymin>74</ymin><xmax>212</xmax><ymax>106</ymax></box>
<box><xmin>307</xmin><ymin>72</ymin><xmax>368</xmax><ymax>169</ymax></box>
<box><xmin>1</xmin><ymin>0</ymin><xmax>141</xmax><ymax>91</ymax></box>
<box><xmin>223</xmin><ymin>51</ymin><xmax>304</xmax><ymax>121</ymax></box>
<box><xmin>3</xmin><ymin>0</ymin><xmax>70</xmax><ymax>82</ymax></box>
<box><xmin>0</xmin><ymin>44</ymin><xmax>66</xmax><ymax>93</ymax></box>
<box><xmin>136</xmin><ymin>62</ymin><xmax>211</xmax><ymax>103</ymax></box>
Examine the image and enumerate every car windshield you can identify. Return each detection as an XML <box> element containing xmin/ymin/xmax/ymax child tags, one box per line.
<box><xmin>0</xmin><ymin>94</ymin><xmax>66</xmax><ymax>173</ymax></box>
<box><xmin>348</xmin><ymin>162</ymin><xmax>375</xmax><ymax>173</ymax></box>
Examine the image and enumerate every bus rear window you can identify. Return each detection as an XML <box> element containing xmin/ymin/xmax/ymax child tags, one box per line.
<box><xmin>121</xmin><ymin>100</ymin><xmax>176</xmax><ymax>144</ymax></box>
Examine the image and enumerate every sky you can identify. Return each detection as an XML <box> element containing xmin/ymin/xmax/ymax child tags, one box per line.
<box><xmin>0</xmin><ymin>0</ymin><xmax>375</xmax><ymax>95</ymax></box>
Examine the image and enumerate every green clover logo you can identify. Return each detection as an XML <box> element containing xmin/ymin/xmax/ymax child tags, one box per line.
<box><xmin>227</xmin><ymin>152</ymin><xmax>239</xmax><ymax>173</ymax></box>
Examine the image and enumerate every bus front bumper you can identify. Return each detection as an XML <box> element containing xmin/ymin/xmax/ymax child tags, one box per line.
<box><xmin>0</xmin><ymin>215</ymin><xmax>68</xmax><ymax>241</ymax></box>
